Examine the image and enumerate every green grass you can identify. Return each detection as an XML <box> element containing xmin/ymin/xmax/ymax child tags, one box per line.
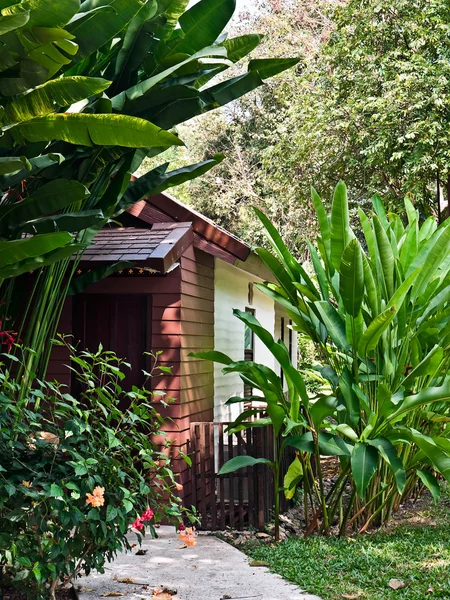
<box><xmin>246</xmin><ymin>495</ymin><xmax>450</xmax><ymax>599</ymax></box>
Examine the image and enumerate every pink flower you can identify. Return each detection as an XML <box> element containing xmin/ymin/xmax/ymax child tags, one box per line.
<box><xmin>141</xmin><ymin>508</ymin><xmax>154</xmax><ymax>522</ymax></box>
<box><xmin>130</xmin><ymin>517</ymin><xmax>144</xmax><ymax>531</ymax></box>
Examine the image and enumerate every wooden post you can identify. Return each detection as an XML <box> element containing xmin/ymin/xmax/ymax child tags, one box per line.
<box><xmin>209</xmin><ymin>423</ymin><xmax>217</xmax><ymax>531</ymax></box>
<box><xmin>218</xmin><ymin>423</ymin><xmax>225</xmax><ymax>530</ymax></box>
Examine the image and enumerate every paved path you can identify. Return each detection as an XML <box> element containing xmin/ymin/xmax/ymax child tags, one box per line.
<box><xmin>77</xmin><ymin>526</ymin><xmax>321</xmax><ymax>600</ymax></box>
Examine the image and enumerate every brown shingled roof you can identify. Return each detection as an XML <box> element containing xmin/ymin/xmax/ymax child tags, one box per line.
<box><xmin>127</xmin><ymin>193</ymin><xmax>251</xmax><ymax>264</ymax></box>
<box><xmin>80</xmin><ymin>223</ymin><xmax>193</xmax><ymax>274</ymax></box>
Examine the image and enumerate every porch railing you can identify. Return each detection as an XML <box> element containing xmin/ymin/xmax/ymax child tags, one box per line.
<box><xmin>188</xmin><ymin>421</ymin><xmax>293</xmax><ymax>531</ymax></box>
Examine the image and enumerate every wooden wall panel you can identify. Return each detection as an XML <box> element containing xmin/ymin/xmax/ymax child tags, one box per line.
<box><xmin>180</xmin><ymin>247</ymin><xmax>215</xmax><ymax>432</ymax></box>
<box><xmin>46</xmin><ymin>296</ymin><xmax>72</xmax><ymax>388</ymax></box>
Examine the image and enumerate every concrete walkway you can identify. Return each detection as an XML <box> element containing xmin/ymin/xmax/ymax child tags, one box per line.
<box><xmin>77</xmin><ymin>526</ymin><xmax>321</xmax><ymax>600</ymax></box>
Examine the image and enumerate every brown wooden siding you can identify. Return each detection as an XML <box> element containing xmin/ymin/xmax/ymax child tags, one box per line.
<box><xmin>46</xmin><ymin>246</ymin><xmax>215</xmax><ymax>507</ymax></box>
<box><xmin>179</xmin><ymin>247</ymin><xmax>215</xmax><ymax>504</ymax></box>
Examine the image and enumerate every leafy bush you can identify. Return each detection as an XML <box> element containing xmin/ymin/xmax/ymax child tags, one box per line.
<box><xmin>194</xmin><ymin>182</ymin><xmax>450</xmax><ymax>538</ymax></box>
<box><xmin>0</xmin><ymin>342</ymin><xmax>186</xmax><ymax>599</ymax></box>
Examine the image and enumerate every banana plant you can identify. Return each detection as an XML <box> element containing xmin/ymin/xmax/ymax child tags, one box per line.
<box><xmin>195</xmin><ymin>183</ymin><xmax>450</xmax><ymax>535</ymax></box>
<box><xmin>0</xmin><ymin>0</ymin><xmax>298</xmax><ymax>389</ymax></box>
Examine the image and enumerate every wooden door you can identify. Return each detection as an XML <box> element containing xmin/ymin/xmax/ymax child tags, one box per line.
<box><xmin>73</xmin><ymin>294</ymin><xmax>151</xmax><ymax>390</ymax></box>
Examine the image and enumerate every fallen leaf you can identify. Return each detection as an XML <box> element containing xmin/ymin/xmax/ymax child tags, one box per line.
<box><xmin>100</xmin><ymin>594</ymin><xmax>124</xmax><ymax>598</ymax></box>
<box><xmin>342</xmin><ymin>592</ymin><xmax>363</xmax><ymax>599</ymax></box>
<box><xmin>117</xmin><ymin>578</ymin><xmax>135</xmax><ymax>584</ymax></box>
<box><xmin>388</xmin><ymin>579</ymin><xmax>408</xmax><ymax>590</ymax></box>
<box><xmin>136</xmin><ymin>549</ymin><xmax>148</xmax><ymax>555</ymax></box>
<box><xmin>249</xmin><ymin>560</ymin><xmax>268</xmax><ymax>567</ymax></box>
<box><xmin>151</xmin><ymin>594</ymin><xmax>172</xmax><ymax>600</ymax></box>
<box><xmin>178</xmin><ymin>544</ymin><xmax>187</xmax><ymax>549</ymax></box>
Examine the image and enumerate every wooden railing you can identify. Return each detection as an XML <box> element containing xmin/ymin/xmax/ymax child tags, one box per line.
<box><xmin>189</xmin><ymin>422</ymin><xmax>293</xmax><ymax>531</ymax></box>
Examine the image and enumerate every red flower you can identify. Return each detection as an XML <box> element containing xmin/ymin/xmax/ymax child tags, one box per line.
<box><xmin>130</xmin><ymin>517</ymin><xmax>145</xmax><ymax>531</ymax></box>
<box><xmin>141</xmin><ymin>508</ymin><xmax>154</xmax><ymax>522</ymax></box>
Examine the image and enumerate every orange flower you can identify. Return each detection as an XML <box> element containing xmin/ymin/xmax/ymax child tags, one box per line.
<box><xmin>86</xmin><ymin>486</ymin><xmax>105</xmax><ymax>507</ymax></box>
<box><xmin>21</xmin><ymin>480</ymin><xmax>32</xmax><ymax>488</ymax></box>
<box><xmin>175</xmin><ymin>483</ymin><xmax>183</xmax><ymax>491</ymax></box>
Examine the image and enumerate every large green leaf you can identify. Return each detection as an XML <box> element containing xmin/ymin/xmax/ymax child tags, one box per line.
<box><xmin>401</xmin><ymin>345</ymin><xmax>444</xmax><ymax>389</ymax></box>
<box><xmin>284</xmin><ymin>431</ymin><xmax>351</xmax><ymax>457</ymax></box>
<box><xmin>153</xmin><ymin>0</ymin><xmax>189</xmax><ymax>40</ymax></box>
<box><xmin>0</xmin><ymin>242</ymin><xmax>83</xmax><ymax>279</ymax></box>
<box><xmin>248</xmin><ymin>57</ymin><xmax>299</xmax><ymax>80</ymax></box>
<box><xmin>17</xmin><ymin>209</ymin><xmax>103</xmax><ymax>235</ymax></box>
<box><xmin>0</xmin><ymin>11</ymin><xmax>30</xmax><ymax>35</ymax></box>
<box><xmin>357</xmin><ymin>306</ymin><xmax>396</xmax><ymax>357</ymax></box>
<box><xmin>314</xmin><ymin>301</ymin><xmax>350</xmax><ymax>351</ymax></box>
<box><xmin>387</xmin><ymin>380</ymin><xmax>450</xmax><ymax>422</ymax></box>
<box><xmin>233</xmin><ymin>309</ymin><xmax>309</xmax><ymax>407</ymax></box>
<box><xmin>409</xmin><ymin>220</ymin><xmax>450</xmax><ymax>301</ymax></box>
<box><xmin>339</xmin><ymin>367</ymin><xmax>360</xmax><ymax>427</ymax></box>
<box><xmin>310</xmin><ymin>394</ymin><xmax>338</xmax><ymax>430</ymax></box>
<box><xmin>118</xmin><ymin>154</ymin><xmax>224</xmax><ymax>210</ymax></box>
<box><xmin>113</xmin><ymin>0</ymin><xmax>158</xmax><ymax>91</ymax></box>
<box><xmin>67</xmin><ymin>0</ymin><xmax>144</xmax><ymax>62</ymax></box>
<box><xmin>255</xmin><ymin>248</ymin><xmax>299</xmax><ymax>304</ymax></box>
<box><xmin>373</xmin><ymin>215</ymin><xmax>395</xmax><ymax>299</ymax></box>
<box><xmin>3</xmin><ymin>0</ymin><xmax>79</xmax><ymax>28</ymax></box>
<box><xmin>0</xmin><ymin>153</ymin><xmax>63</xmax><ymax>190</ymax></box>
<box><xmin>162</xmin><ymin>0</ymin><xmax>235</xmax><ymax>57</ymax></box>
<box><xmin>284</xmin><ymin>456</ymin><xmax>303</xmax><ymax>500</ymax></box>
<box><xmin>9</xmin><ymin>113</ymin><xmax>183</xmax><ymax>147</ymax></box>
<box><xmin>368</xmin><ymin>438</ymin><xmax>406</xmax><ymax>494</ymax></box>
<box><xmin>112</xmin><ymin>45</ymin><xmax>228</xmax><ymax>110</ymax></box>
<box><xmin>416</xmin><ymin>469</ymin><xmax>441</xmax><ymax>503</ymax></box>
<box><xmin>0</xmin><ymin>232</ymin><xmax>73</xmax><ymax>269</ymax></box>
<box><xmin>223</xmin><ymin>34</ymin><xmax>261</xmax><ymax>62</ymax></box>
<box><xmin>330</xmin><ymin>180</ymin><xmax>351</xmax><ymax>270</ymax></box>
<box><xmin>189</xmin><ymin>350</ymin><xmax>234</xmax><ymax>366</ymax></box>
<box><xmin>311</xmin><ymin>186</ymin><xmax>331</xmax><ymax>266</ymax></box>
<box><xmin>218</xmin><ymin>455</ymin><xmax>272</xmax><ymax>475</ymax></box>
<box><xmin>339</xmin><ymin>239</ymin><xmax>364</xmax><ymax>317</ymax></box>
<box><xmin>0</xmin><ymin>179</ymin><xmax>89</xmax><ymax>230</ymax></box>
<box><xmin>351</xmin><ymin>443</ymin><xmax>378</xmax><ymax>497</ymax></box>
<box><xmin>0</xmin><ymin>156</ymin><xmax>31</xmax><ymax>175</ymax></box>
<box><xmin>3</xmin><ymin>77</ymin><xmax>111</xmax><ymax>124</ymax></box>
<box><xmin>409</xmin><ymin>430</ymin><xmax>450</xmax><ymax>483</ymax></box>
<box><xmin>201</xmin><ymin>70</ymin><xmax>263</xmax><ymax>106</ymax></box>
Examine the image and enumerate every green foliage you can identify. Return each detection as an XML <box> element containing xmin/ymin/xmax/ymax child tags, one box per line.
<box><xmin>172</xmin><ymin>0</ymin><xmax>450</xmax><ymax>253</ymax></box>
<box><xmin>0</xmin><ymin>0</ymin><xmax>297</xmax><ymax>390</ymax></box>
<box><xmin>248</xmin><ymin>488</ymin><xmax>450</xmax><ymax>600</ymax></box>
<box><xmin>196</xmin><ymin>182</ymin><xmax>450</xmax><ymax>536</ymax></box>
<box><xmin>161</xmin><ymin>0</ymin><xmax>339</xmax><ymax>256</ymax></box>
<box><xmin>0</xmin><ymin>342</ymin><xmax>185</xmax><ymax>599</ymax></box>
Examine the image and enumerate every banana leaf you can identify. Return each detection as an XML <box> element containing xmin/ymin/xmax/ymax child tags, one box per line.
<box><xmin>8</xmin><ymin>113</ymin><xmax>183</xmax><ymax>147</ymax></box>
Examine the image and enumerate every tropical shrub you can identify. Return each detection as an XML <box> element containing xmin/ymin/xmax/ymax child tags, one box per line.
<box><xmin>194</xmin><ymin>182</ymin><xmax>450</xmax><ymax>538</ymax></box>
<box><xmin>0</xmin><ymin>342</ymin><xmax>186</xmax><ymax>599</ymax></box>
<box><xmin>0</xmin><ymin>0</ymin><xmax>298</xmax><ymax>391</ymax></box>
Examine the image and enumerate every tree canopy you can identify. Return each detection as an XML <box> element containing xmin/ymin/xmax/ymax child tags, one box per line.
<box><xmin>172</xmin><ymin>0</ymin><xmax>450</xmax><ymax>255</ymax></box>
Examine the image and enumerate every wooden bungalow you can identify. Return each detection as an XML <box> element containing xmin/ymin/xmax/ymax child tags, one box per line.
<box><xmin>48</xmin><ymin>191</ymin><xmax>297</xmax><ymax>508</ymax></box>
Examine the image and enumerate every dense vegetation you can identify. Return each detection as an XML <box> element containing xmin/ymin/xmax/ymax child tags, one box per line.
<box><xmin>0</xmin><ymin>0</ymin><xmax>296</xmax><ymax>389</ymax></box>
<box><xmin>0</xmin><ymin>1</ymin><xmax>296</xmax><ymax>596</ymax></box>
<box><xmin>197</xmin><ymin>182</ymin><xmax>450</xmax><ymax>539</ymax></box>
<box><xmin>174</xmin><ymin>0</ymin><xmax>450</xmax><ymax>253</ymax></box>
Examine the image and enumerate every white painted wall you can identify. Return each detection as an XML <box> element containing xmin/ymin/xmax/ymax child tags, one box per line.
<box><xmin>213</xmin><ymin>258</ymin><xmax>298</xmax><ymax>423</ymax></box>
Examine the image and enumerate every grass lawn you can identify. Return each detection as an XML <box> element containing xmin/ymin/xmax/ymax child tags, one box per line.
<box><xmin>245</xmin><ymin>490</ymin><xmax>450</xmax><ymax>599</ymax></box>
